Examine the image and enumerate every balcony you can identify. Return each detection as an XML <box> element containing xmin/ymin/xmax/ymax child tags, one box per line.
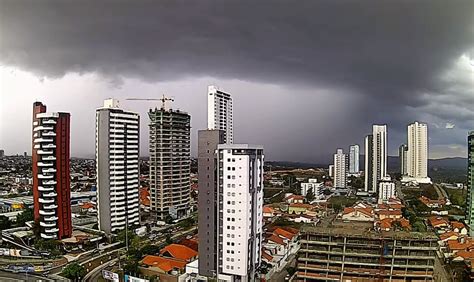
<box><xmin>43</xmin><ymin>119</ymin><xmax>56</xmax><ymax>124</ymax></box>
<box><xmin>39</xmin><ymin>210</ymin><xmax>55</xmax><ymax>216</ymax></box>
<box><xmin>34</xmin><ymin>126</ymin><xmax>54</xmax><ymax>132</ymax></box>
<box><xmin>38</xmin><ymin>186</ymin><xmax>54</xmax><ymax>192</ymax></box>
<box><xmin>38</xmin><ymin>150</ymin><xmax>54</xmax><ymax>155</ymax></box>
<box><xmin>37</xmin><ymin>162</ymin><xmax>53</xmax><ymax>167</ymax></box>
<box><xmin>39</xmin><ymin>198</ymin><xmax>55</xmax><ymax>204</ymax></box>
<box><xmin>43</xmin><ymin>204</ymin><xmax>58</xmax><ymax>210</ymax></box>
<box><xmin>42</xmin><ymin>156</ymin><xmax>56</xmax><ymax>161</ymax></box>
<box><xmin>42</xmin><ymin>168</ymin><xmax>56</xmax><ymax>173</ymax></box>
<box><xmin>111</xmin><ymin>220</ymin><xmax>126</xmax><ymax>227</ymax></box>
<box><xmin>42</xmin><ymin>180</ymin><xmax>57</xmax><ymax>185</ymax></box>
<box><xmin>43</xmin><ymin>216</ymin><xmax>58</xmax><ymax>221</ymax></box>
<box><xmin>42</xmin><ymin>192</ymin><xmax>57</xmax><ymax>197</ymax></box>
<box><xmin>42</xmin><ymin>144</ymin><xmax>56</xmax><ymax>148</ymax></box>
<box><xmin>40</xmin><ymin>233</ymin><xmax>57</xmax><ymax>239</ymax></box>
<box><xmin>34</xmin><ymin>138</ymin><xmax>53</xmax><ymax>143</ymax></box>
<box><xmin>34</xmin><ymin>144</ymin><xmax>40</xmax><ymax>149</ymax></box>
<box><xmin>111</xmin><ymin>196</ymin><xmax>126</xmax><ymax>202</ymax></box>
<box><xmin>40</xmin><ymin>221</ymin><xmax>56</xmax><ymax>227</ymax></box>
<box><xmin>44</xmin><ymin>228</ymin><xmax>59</xmax><ymax>233</ymax></box>
<box><xmin>42</xmin><ymin>131</ymin><xmax>56</xmax><ymax>136</ymax></box>
<box><xmin>38</xmin><ymin>174</ymin><xmax>54</xmax><ymax>179</ymax></box>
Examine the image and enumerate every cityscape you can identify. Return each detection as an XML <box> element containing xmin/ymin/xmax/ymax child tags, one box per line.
<box><xmin>1</xmin><ymin>1</ymin><xmax>474</xmax><ymax>282</ymax></box>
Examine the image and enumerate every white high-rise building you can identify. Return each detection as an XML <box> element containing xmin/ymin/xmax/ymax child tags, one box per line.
<box><xmin>301</xmin><ymin>179</ymin><xmax>323</xmax><ymax>198</ymax></box>
<box><xmin>364</xmin><ymin>134</ymin><xmax>374</xmax><ymax>192</ymax></box>
<box><xmin>208</xmin><ymin>85</ymin><xmax>233</xmax><ymax>144</ymax></box>
<box><xmin>379</xmin><ymin>178</ymin><xmax>396</xmax><ymax>201</ymax></box>
<box><xmin>372</xmin><ymin>125</ymin><xmax>388</xmax><ymax>192</ymax></box>
<box><xmin>334</xmin><ymin>149</ymin><xmax>347</xmax><ymax>188</ymax></box>
<box><xmin>349</xmin><ymin>144</ymin><xmax>360</xmax><ymax>174</ymax></box>
<box><xmin>96</xmin><ymin>99</ymin><xmax>140</xmax><ymax>234</ymax></box>
<box><xmin>405</xmin><ymin>121</ymin><xmax>431</xmax><ymax>183</ymax></box>
<box><xmin>217</xmin><ymin>144</ymin><xmax>263</xmax><ymax>281</ymax></box>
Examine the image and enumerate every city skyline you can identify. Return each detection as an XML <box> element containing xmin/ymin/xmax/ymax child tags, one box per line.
<box><xmin>1</xmin><ymin>1</ymin><xmax>474</xmax><ymax>163</ymax></box>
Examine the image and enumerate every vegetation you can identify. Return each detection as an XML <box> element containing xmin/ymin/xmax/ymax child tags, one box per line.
<box><xmin>123</xmin><ymin>259</ymin><xmax>139</xmax><ymax>276</ymax></box>
<box><xmin>15</xmin><ymin>207</ymin><xmax>34</xmax><ymax>227</ymax></box>
<box><xmin>348</xmin><ymin>175</ymin><xmax>364</xmax><ymax>189</ymax></box>
<box><xmin>62</xmin><ymin>263</ymin><xmax>86</xmax><ymax>281</ymax></box>
<box><xmin>328</xmin><ymin>196</ymin><xmax>358</xmax><ymax>212</ymax></box>
<box><xmin>420</xmin><ymin>184</ymin><xmax>438</xmax><ymax>200</ymax></box>
<box><xmin>286</xmin><ymin>266</ymin><xmax>297</xmax><ymax>276</ymax></box>
<box><xmin>444</xmin><ymin>187</ymin><xmax>467</xmax><ymax>208</ymax></box>
<box><xmin>305</xmin><ymin>188</ymin><xmax>315</xmax><ymax>202</ymax></box>
<box><xmin>178</xmin><ymin>217</ymin><xmax>195</xmax><ymax>229</ymax></box>
<box><xmin>0</xmin><ymin>215</ymin><xmax>11</xmax><ymax>230</ymax></box>
<box><xmin>271</xmin><ymin>217</ymin><xmax>302</xmax><ymax>229</ymax></box>
<box><xmin>165</xmin><ymin>234</ymin><xmax>173</xmax><ymax>245</ymax></box>
<box><xmin>35</xmin><ymin>239</ymin><xmax>62</xmax><ymax>256</ymax></box>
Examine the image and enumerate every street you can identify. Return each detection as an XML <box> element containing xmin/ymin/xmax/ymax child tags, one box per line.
<box><xmin>0</xmin><ymin>269</ymin><xmax>54</xmax><ymax>281</ymax></box>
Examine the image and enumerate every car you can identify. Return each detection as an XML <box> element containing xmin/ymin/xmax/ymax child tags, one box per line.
<box><xmin>285</xmin><ymin>274</ymin><xmax>291</xmax><ymax>281</ymax></box>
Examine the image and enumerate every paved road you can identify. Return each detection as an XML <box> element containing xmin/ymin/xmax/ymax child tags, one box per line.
<box><xmin>270</xmin><ymin>253</ymin><xmax>296</xmax><ymax>282</ymax></box>
<box><xmin>0</xmin><ymin>269</ymin><xmax>53</xmax><ymax>281</ymax></box>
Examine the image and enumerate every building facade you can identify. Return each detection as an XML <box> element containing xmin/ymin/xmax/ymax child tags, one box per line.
<box><xmin>217</xmin><ymin>144</ymin><xmax>264</xmax><ymax>281</ymax></box>
<box><xmin>467</xmin><ymin>132</ymin><xmax>474</xmax><ymax>236</ymax></box>
<box><xmin>300</xmin><ymin>179</ymin><xmax>323</xmax><ymax>198</ymax></box>
<box><xmin>208</xmin><ymin>85</ymin><xmax>233</xmax><ymax>144</ymax></box>
<box><xmin>399</xmin><ymin>144</ymin><xmax>408</xmax><ymax>176</ymax></box>
<box><xmin>333</xmin><ymin>149</ymin><xmax>346</xmax><ymax>188</ymax></box>
<box><xmin>197</xmin><ymin>129</ymin><xmax>225</xmax><ymax>277</ymax></box>
<box><xmin>96</xmin><ymin>99</ymin><xmax>140</xmax><ymax>234</ymax></box>
<box><xmin>32</xmin><ymin>102</ymin><xmax>72</xmax><ymax>240</ymax></box>
<box><xmin>379</xmin><ymin>179</ymin><xmax>396</xmax><ymax>201</ymax></box>
<box><xmin>348</xmin><ymin>144</ymin><xmax>359</xmax><ymax>174</ymax></box>
<box><xmin>149</xmin><ymin>107</ymin><xmax>191</xmax><ymax>220</ymax></box>
<box><xmin>364</xmin><ymin>135</ymin><xmax>374</xmax><ymax>193</ymax></box>
<box><xmin>406</xmin><ymin>121</ymin><xmax>430</xmax><ymax>183</ymax></box>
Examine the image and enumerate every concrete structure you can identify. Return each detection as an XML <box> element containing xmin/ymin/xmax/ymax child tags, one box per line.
<box><xmin>365</xmin><ymin>125</ymin><xmax>387</xmax><ymax>193</ymax></box>
<box><xmin>216</xmin><ymin>144</ymin><xmax>264</xmax><ymax>281</ymax></box>
<box><xmin>32</xmin><ymin>102</ymin><xmax>72</xmax><ymax>239</ymax></box>
<box><xmin>364</xmin><ymin>135</ymin><xmax>373</xmax><ymax>193</ymax></box>
<box><xmin>0</xmin><ymin>150</ymin><xmax>4</xmax><ymax>158</ymax></box>
<box><xmin>300</xmin><ymin>179</ymin><xmax>323</xmax><ymax>198</ymax></box>
<box><xmin>197</xmin><ymin>129</ymin><xmax>225</xmax><ymax>277</ymax></box>
<box><xmin>149</xmin><ymin>107</ymin><xmax>191</xmax><ymax>220</ymax></box>
<box><xmin>403</xmin><ymin>122</ymin><xmax>431</xmax><ymax>184</ymax></box>
<box><xmin>348</xmin><ymin>144</ymin><xmax>359</xmax><ymax>174</ymax></box>
<box><xmin>467</xmin><ymin>131</ymin><xmax>474</xmax><ymax>236</ymax></box>
<box><xmin>208</xmin><ymin>85</ymin><xmax>233</xmax><ymax>144</ymax></box>
<box><xmin>378</xmin><ymin>178</ymin><xmax>396</xmax><ymax>201</ymax></box>
<box><xmin>333</xmin><ymin>149</ymin><xmax>346</xmax><ymax>188</ymax></box>
<box><xmin>297</xmin><ymin>224</ymin><xmax>442</xmax><ymax>281</ymax></box>
<box><xmin>95</xmin><ymin>99</ymin><xmax>140</xmax><ymax>234</ymax></box>
<box><xmin>399</xmin><ymin>144</ymin><xmax>408</xmax><ymax>176</ymax></box>
<box><xmin>328</xmin><ymin>165</ymin><xmax>334</xmax><ymax>178</ymax></box>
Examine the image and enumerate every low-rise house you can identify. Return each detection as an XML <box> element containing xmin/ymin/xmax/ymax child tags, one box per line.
<box><xmin>375</xmin><ymin>218</ymin><xmax>411</xmax><ymax>232</ymax></box>
<box><xmin>262</xmin><ymin>227</ymin><xmax>299</xmax><ymax>273</ymax></box>
<box><xmin>451</xmin><ymin>221</ymin><xmax>468</xmax><ymax>235</ymax></box>
<box><xmin>377</xmin><ymin>209</ymin><xmax>402</xmax><ymax>220</ymax></box>
<box><xmin>159</xmin><ymin>244</ymin><xmax>198</xmax><ymax>262</ymax></box>
<box><xmin>291</xmin><ymin>214</ymin><xmax>316</xmax><ymax>224</ymax></box>
<box><xmin>141</xmin><ymin>255</ymin><xmax>187</xmax><ymax>274</ymax></box>
<box><xmin>428</xmin><ymin>216</ymin><xmax>450</xmax><ymax>231</ymax></box>
<box><xmin>263</xmin><ymin>206</ymin><xmax>275</xmax><ymax>218</ymax></box>
<box><xmin>452</xmin><ymin>250</ymin><xmax>474</xmax><ymax>262</ymax></box>
<box><xmin>439</xmin><ymin>231</ymin><xmax>461</xmax><ymax>243</ymax></box>
<box><xmin>285</xmin><ymin>194</ymin><xmax>305</xmax><ymax>204</ymax></box>
<box><xmin>342</xmin><ymin>207</ymin><xmax>374</xmax><ymax>222</ymax></box>
<box><xmin>419</xmin><ymin>196</ymin><xmax>446</xmax><ymax>208</ymax></box>
<box><xmin>288</xmin><ymin>203</ymin><xmax>313</xmax><ymax>214</ymax></box>
<box><xmin>446</xmin><ymin>239</ymin><xmax>474</xmax><ymax>257</ymax></box>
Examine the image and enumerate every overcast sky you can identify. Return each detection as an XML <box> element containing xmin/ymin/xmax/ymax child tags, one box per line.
<box><xmin>1</xmin><ymin>0</ymin><xmax>473</xmax><ymax>162</ymax></box>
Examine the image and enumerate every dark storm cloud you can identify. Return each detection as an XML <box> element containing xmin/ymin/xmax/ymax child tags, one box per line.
<box><xmin>1</xmin><ymin>0</ymin><xmax>473</xmax><ymax>161</ymax></box>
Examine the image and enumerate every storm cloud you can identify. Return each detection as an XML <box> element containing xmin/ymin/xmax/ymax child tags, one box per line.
<box><xmin>1</xmin><ymin>0</ymin><xmax>473</xmax><ymax>162</ymax></box>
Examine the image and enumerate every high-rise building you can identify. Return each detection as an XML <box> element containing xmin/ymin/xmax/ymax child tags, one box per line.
<box><xmin>379</xmin><ymin>178</ymin><xmax>396</xmax><ymax>201</ymax></box>
<box><xmin>372</xmin><ymin>125</ymin><xmax>387</xmax><ymax>192</ymax></box>
<box><xmin>333</xmin><ymin>149</ymin><xmax>346</xmax><ymax>188</ymax></box>
<box><xmin>32</xmin><ymin>102</ymin><xmax>72</xmax><ymax>240</ymax></box>
<box><xmin>399</xmin><ymin>144</ymin><xmax>408</xmax><ymax>176</ymax></box>
<box><xmin>406</xmin><ymin>121</ymin><xmax>430</xmax><ymax>183</ymax></box>
<box><xmin>466</xmin><ymin>132</ymin><xmax>474</xmax><ymax>236</ymax></box>
<box><xmin>208</xmin><ymin>85</ymin><xmax>233</xmax><ymax>144</ymax></box>
<box><xmin>0</xmin><ymin>150</ymin><xmax>4</xmax><ymax>158</ymax></box>
<box><xmin>149</xmin><ymin>107</ymin><xmax>191</xmax><ymax>220</ymax></box>
<box><xmin>328</xmin><ymin>165</ymin><xmax>334</xmax><ymax>178</ymax></box>
<box><xmin>198</xmin><ymin>140</ymin><xmax>264</xmax><ymax>281</ymax></box>
<box><xmin>198</xmin><ymin>129</ymin><xmax>225</xmax><ymax>277</ymax></box>
<box><xmin>364</xmin><ymin>134</ymin><xmax>374</xmax><ymax>193</ymax></box>
<box><xmin>96</xmin><ymin>99</ymin><xmax>140</xmax><ymax>234</ymax></box>
<box><xmin>348</xmin><ymin>144</ymin><xmax>360</xmax><ymax>174</ymax></box>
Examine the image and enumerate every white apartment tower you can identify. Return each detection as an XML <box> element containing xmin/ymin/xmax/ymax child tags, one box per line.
<box><xmin>349</xmin><ymin>144</ymin><xmax>360</xmax><ymax>174</ymax></box>
<box><xmin>208</xmin><ymin>85</ymin><xmax>233</xmax><ymax>144</ymax></box>
<box><xmin>96</xmin><ymin>99</ymin><xmax>140</xmax><ymax>234</ymax></box>
<box><xmin>217</xmin><ymin>144</ymin><xmax>263</xmax><ymax>281</ymax></box>
<box><xmin>407</xmin><ymin>122</ymin><xmax>429</xmax><ymax>180</ymax></box>
<box><xmin>365</xmin><ymin>125</ymin><xmax>387</xmax><ymax>193</ymax></box>
<box><xmin>333</xmin><ymin>149</ymin><xmax>347</xmax><ymax>188</ymax></box>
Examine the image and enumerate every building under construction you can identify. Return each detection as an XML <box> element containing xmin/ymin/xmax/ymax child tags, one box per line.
<box><xmin>297</xmin><ymin>222</ymin><xmax>448</xmax><ymax>282</ymax></box>
<box><xmin>148</xmin><ymin>107</ymin><xmax>191</xmax><ymax>221</ymax></box>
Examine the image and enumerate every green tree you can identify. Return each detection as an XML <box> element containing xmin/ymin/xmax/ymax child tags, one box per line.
<box><xmin>141</xmin><ymin>244</ymin><xmax>161</xmax><ymax>255</ymax></box>
<box><xmin>116</xmin><ymin>229</ymin><xmax>136</xmax><ymax>246</ymax></box>
<box><xmin>123</xmin><ymin>259</ymin><xmax>139</xmax><ymax>275</ymax></box>
<box><xmin>16</xmin><ymin>207</ymin><xmax>34</xmax><ymax>227</ymax></box>
<box><xmin>35</xmin><ymin>239</ymin><xmax>62</xmax><ymax>256</ymax></box>
<box><xmin>165</xmin><ymin>234</ymin><xmax>173</xmax><ymax>245</ymax></box>
<box><xmin>61</xmin><ymin>263</ymin><xmax>86</xmax><ymax>281</ymax></box>
<box><xmin>412</xmin><ymin>221</ymin><xmax>427</xmax><ymax>232</ymax></box>
<box><xmin>0</xmin><ymin>215</ymin><xmax>11</xmax><ymax>230</ymax></box>
<box><xmin>305</xmin><ymin>188</ymin><xmax>315</xmax><ymax>202</ymax></box>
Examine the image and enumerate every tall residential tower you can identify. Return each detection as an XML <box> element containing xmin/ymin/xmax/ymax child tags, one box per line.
<box><xmin>32</xmin><ymin>102</ymin><xmax>72</xmax><ymax>239</ymax></box>
<box><xmin>349</xmin><ymin>144</ymin><xmax>360</xmax><ymax>174</ymax></box>
<box><xmin>149</xmin><ymin>107</ymin><xmax>191</xmax><ymax>220</ymax></box>
<box><xmin>467</xmin><ymin>132</ymin><xmax>474</xmax><ymax>236</ymax></box>
<box><xmin>208</xmin><ymin>85</ymin><xmax>233</xmax><ymax>144</ymax></box>
<box><xmin>405</xmin><ymin>121</ymin><xmax>431</xmax><ymax>183</ymax></box>
<box><xmin>96</xmin><ymin>99</ymin><xmax>140</xmax><ymax>234</ymax></box>
<box><xmin>399</xmin><ymin>144</ymin><xmax>408</xmax><ymax>176</ymax></box>
<box><xmin>333</xmin><ymin>149</ymin><xmax>347</xmax><ymax>188</ymax></box>
<box><xmin>365</xmin><ymin>125</ymin><xmax>387</xmax><ymax>193</ymax></box>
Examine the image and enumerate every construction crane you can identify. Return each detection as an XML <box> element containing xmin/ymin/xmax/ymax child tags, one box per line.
<box><xmin>126</xmin><ymin>94</ymin><xmax>174</xmax><ymax>110</ymax></box>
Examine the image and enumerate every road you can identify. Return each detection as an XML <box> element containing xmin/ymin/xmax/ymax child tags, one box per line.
<box><xmin>0</xmin><ymin>269</ymin><xmax>54</xmax><ymax>281</ymax></box>
<box><xmin>270</xmin><ymin>253</ymin><xmax>296</xmax><ymax>281</ymax></box>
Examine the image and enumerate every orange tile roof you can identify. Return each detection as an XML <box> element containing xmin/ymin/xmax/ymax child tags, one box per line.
<box><xmin>160</xmin><ymin>244</ymin><xmax>198</xmax><ymax>261</ymax></box>
<box><xmin>379</xmin><ymin>218</ymin><xmax>393</xmax><ymax>229</ymax></box>
<box><xmin>178</xmin><ymin>239</ymin><xmax>199</xmax><ymax>252</ymax></box>
<box><xmin>455</xmin><ymin>250</ymin><xmax>474</xmax><ymax>260</ymax></box>
<box><xmin>343</xmin><ymin>207</ymin><xmax>373</xmax><ymax>217</ymax></box>
<box><xmin>142</xmin><ymin>255</ymin><xmax>187</xmax><ymax>272</ymax></box>
<box><xmin>283</xmin><ymin>227</ymin><xmax>299</xmax><ymax>234</ymax></box>
<box><xmin>263</xmin><ymin>206</ymin><xmax>274</xmax><ymax>214</ymax></box>
<box><xmin>447</xmin><ymin>239</ymin><xmax>474</xmax><ymax>251</ymax></box>
<box><xmin>262</xmin><ymin>251</ymin><xmax>273</xmax><ymax>261</ymax></box>
<box><xmin>289</xmin><ymin>203</ymin><xmax>313</xmax><ymax>209</ymax></box>
<box><xmin>398</xmin><ymin>218</ymin><xmax>411</xmax><ymax>229</ymax></box>
<box><xmin>80</xmin><ymin>202</ymin><xmax>94</xmax><ymax>209</ymax></box>
<box><xmin>267</xmin><ymin>234</ymin><xmax>286</xmax><ymax>246</ymax></box>
<box><xmin>451</xmin><ymin>221</ymin><xmax>466</xmax><ymax>230</ymax></box>
<box><xmin>274</xmin><ymin>228</ymin><xmax>297</xmax><ymax>240</ymax></box>
<box><xmin>285</xmin><ymin>195</ymin><xmax>304</xmax><ymax>201</ymax></box>
<box><xmin>428</xmin><ymin>216</ymin><xmax>449</xmax><ymax>227</ymax></box>
<box><xmin>439</xmin><ymin>231</ymin><xmax>460</xmax><ymax>241</ymax></box>
<box><xmin>377</xmin><ymin>209</ymin><xmax>402</xmax><ymax>216</ymax></box>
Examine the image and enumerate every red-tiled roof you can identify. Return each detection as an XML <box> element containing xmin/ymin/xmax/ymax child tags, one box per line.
<box><xmin>267</xmin><ymin>234</ymin><xmax>286</xmax><ymax>246</ymax></box>
<box><xmin>263</xmin><ymin>206</ymin><xmax>274</xmax><ymax>214</ymax></box>
<box><xmin>428</xmin><ymin>216</ymin><xmax>449</xmax><ymax>227</ymax></box>
<box><xmin>178</xmin><ymin>239</ymin><xmax>199</xmax><ymax>252</ymax></box>
<box><xmin>80</xmin><ymin>202</ymin><xmax>94</xmax><ymax>209</ymax></box>
<box><xmin>262</xmin><ymin>251</ymin><xmax>273</xmax><ymax>261</ymax></box>
<box><xmin>142</xmin><ymin>255</ymin><xmax>187</xmax><ymax>272</ymax></box>
<box><xmin>455</xmin><ymin>250</ymin><xmax>474</xmax><ymax>260</ymax></box>
<box><xmin>379</xmin><ymin>218</ymin><xmax>393</xmax><ymax>229</ymax></box>
<box><xmin>160</xmin><ymin>244</ymin><xmax>198</xmax><ymax>261</ymax></box>
<box><xmin>451</xmin><ymin>221</ymin><xmax>466</xmax><ymax>230</ymax></box>
<box><xmin>447</xmin><ymin>239</ymin><xmax>474</xmax><ymax>251</ymax></box>
<box><xmin>289</xmin><ymin>203</ymin><xmax>313</xmax><ymax>209</ymax></box>
<box><xmin>274</xmin><ymin>228</ymin><xmax>297</xmax><ymax>240</ymax></box>
<box><xmin>343</xmin><ymin>207</ymin><xmax>373</xmax><ymax>217</ymax></box>
<box><xmin>377</xmin><ymin>209</ymin><xmax>402</xmax><ymax>216</ymax></box>
<box><xmin>439</xmin><ymin>231</ymin><xmax>460</xmax><ymax>241</ymax></box>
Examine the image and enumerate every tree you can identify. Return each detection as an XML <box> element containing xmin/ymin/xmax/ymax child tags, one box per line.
<box><xmin>116</xmin><ymin>229</ymin><xmax>136</xmax><ymax>246</ymax></box>
<box><xmin>35</xmin><ymin>239</ymin><xmax>62</xmax><ymax>256</ymax></box>
<box><xmin>165</xmin><ymin>234</ymin><xmax>173</xmax><ymax>245</ymax></box>
<box><xmin>305</xmin><ymin>188</ymin><xmax>315</xmax><ymax>202</ymax></box>
<box><xmin>16</xmin><ymin>207</ymin><xmax>34</xmax><ymax>227</ymax></box>
<box><xmin>62</xmin><ymin>263</ymin><xmax>86</xmax><ymax>281</ymax></box>
<box><xmin>0</xmin><ymin>215</ymin><xmax>11</xmax><ymax>230</ymax></box>
<box><xmin>123</xmin><ymin>259</ymin><xmax>139</xmax><ymax>275</ymax></box>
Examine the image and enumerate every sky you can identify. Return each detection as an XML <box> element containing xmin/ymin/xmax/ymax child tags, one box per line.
<box><xmin>1</xmin><ymin>0</ymin><xmax>473</xmax><ymax>162</ymax></box>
